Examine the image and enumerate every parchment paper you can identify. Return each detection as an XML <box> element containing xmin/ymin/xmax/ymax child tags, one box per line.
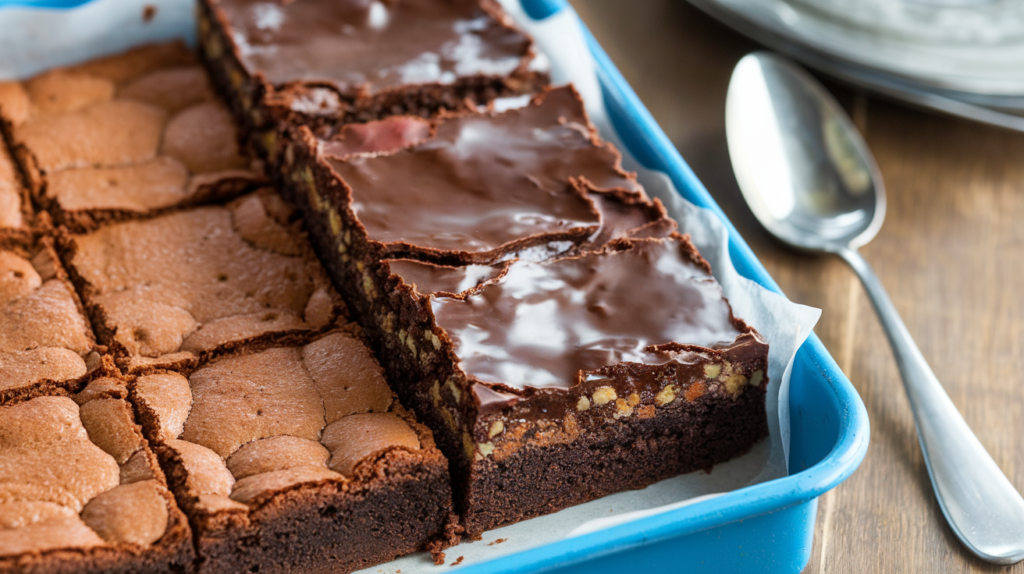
<box><xmin>0</xmin><ymin>1</ymin><xmax>821</xmax><ymax>570</ymax></box>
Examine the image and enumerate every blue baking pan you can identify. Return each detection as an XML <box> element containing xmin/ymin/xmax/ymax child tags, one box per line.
<box><xmin>0</xmin><ymin>0</ymin><xmax>869</xmax><ymax>571</ymax></box>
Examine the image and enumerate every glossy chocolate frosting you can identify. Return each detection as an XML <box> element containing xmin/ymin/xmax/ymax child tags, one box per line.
<box><xmin>325</xmin><ymin>87</ymin><xmax>651</xmax><ymax>260</ymax></box>
<box><xmin>387</xmin><ymin>260</ymin><xmax>506</xmax><ymax>296</ymax></box>
<box><xmin>220</xmin><ymin>0</ymin><xmax>534</xmax><ymax>94</ymax></box>
<box><xmin>428</xmin><ymin>237</ymin><xmax>751</xmax><ymax>391</ymax></box>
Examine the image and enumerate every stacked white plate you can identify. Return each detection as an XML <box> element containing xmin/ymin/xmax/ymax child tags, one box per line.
<box><xmin>688</xmin><ymin>0</ymin><xmax>1024</xmax><ymax>132</ymax></box>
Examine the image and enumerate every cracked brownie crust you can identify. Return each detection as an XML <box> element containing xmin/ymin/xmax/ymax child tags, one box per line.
<box><xmin>129</xmin><ymin>331</ymin><xmax>452</xmax><ymax>573</ymax></box>
<box><xmin>1</xmin><ymin>41</ymin><xmax>262</xmax><ymax>233</ymax></box>
<box><xmin>0</xmin><ymin>378</ymin><xmax>193</xmax><ymax>573</ymax></box>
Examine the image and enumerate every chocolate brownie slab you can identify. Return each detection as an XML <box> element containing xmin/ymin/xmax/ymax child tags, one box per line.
<box><xmin>129</xmin><ymin>331</ymin><xmax>452</xmax><ymax>573</ymax></box>
<box><xmin>368</xmin><ymin>236</ymin><xmax>769</xmax><ymax>536</ymax></box>
<box><xmin>0</xmin><ymin>380</ymin><xmax>193</xmax><ymax>573</ymax></box>
<box><xmin>0</xmin><ymin>238</ymin><xmax>102</xmax><ymax>403</ymax></box>
<box><xmin>197</xmin><ymin>0</ymin><xmax>549</xmax><ymax>163</ymax></box>
<box><xmin>60</xmin><ymin>188</ymin><xmax>345</xmax><ymax>373</ymax></box>
<box><xmin>0</xmin><ymin>42</ymin><xmax>262</xmax><ymax>232</ymax></box>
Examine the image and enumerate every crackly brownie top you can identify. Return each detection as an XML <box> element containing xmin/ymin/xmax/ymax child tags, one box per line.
<box><xmin>0</xmin><ymin>386</ymin><xmax>174</xmax><ymax>556</ymax></box>
<box><xmin>324</xmin><ymin>87</ymin><xmax>655</xmax><ymax>260</ymax></box>
<box><xmin>220</xmin><ymin>0</ymin><xmax>536</xmax><ymax>94</ymax></box>
<box><xmin>0</xmin><ymin>143</ymin><xmax>25</xmax><ymax>230</ymax></box>
<box><xmin>0</xmin><ymin>246</ymin><xmax>93</xmax><ymax>393</ymax></box>
<box><xmin>68</xmin><ymin>191</ymin><xmax>338</xmax><ymax>364</ymax></box>
<box><xmin>3</xmin><ymin>41</ymin><xmax>257</xmax><ymax>217</ymax></box>
<box><xmin>423</xmin><ymin>237</ymin><xmax>755</xmax><ymax>392</ymax></box>
<box><xmin>135</xmin><ymin>333</ymin><xmax>424</xmax><ymax>511</ymax></box>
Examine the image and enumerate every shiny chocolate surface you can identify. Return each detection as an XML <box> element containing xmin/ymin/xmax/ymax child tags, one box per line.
<box><xmin>325</xmin><ymin>87</ymin><xmax>644</xmax><ymax>257</ymax></box>
<box><xmin>430</xmin><ymin>238</ymin><xmax>749</xmax><ymax>390</ymax></box>
<box><xmin>220</xmin><ymin>0</ymin><xmax>533</xmax><ymax>93</ymax></box>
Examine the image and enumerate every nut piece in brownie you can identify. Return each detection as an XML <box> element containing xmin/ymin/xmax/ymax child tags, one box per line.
<box><xmin>0</xmin><ymin>380</ymin><xmax>193</xmax><ymax>572</ymax></box>
<box><xmin>129</xmin><ymin>331</ymin><xmax>452</xmax><ymax>573</ymax></box>
<box><xmin>197</xmin><ymin>0</ymin><xmax>549</xmax><ymax>162</ymax></box>
<box><xmin>285</xmin><ymin>86</ymin><xmax>673</xmax><ymax>300</ymax></box>
<box><xmin>0</xmin><ymin>41</ymin><xmax>262</xmax><ymax>232</ymax></box>
<box><xmin>375</xmin><ymin>236</ymin><xmax>769</xmax><ymax>536</ymax></box>
<box><xmin>0</xmin><ymin>238</ymin><xmax>102</xmax><ymax>403</ymax></box>
<box><xmin>60</xmin><ymin>188</ymin><xmax>345</xmax><ymax>373</ymax></box>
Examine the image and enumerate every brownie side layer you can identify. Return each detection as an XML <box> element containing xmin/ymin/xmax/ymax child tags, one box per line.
<box><xmin>461</xmin><ymin>380</ymin><xmax>767</xmax><ymax>534</ymax></box>
<box><xmin>196</xmin><ymin>0</ymin><xmax>548</xmax><ymax>168</ymax></box>
<box><xmin>160</xmin><ymin>446</ymin><xmax>451</xmax><ymax>574</ymax></box>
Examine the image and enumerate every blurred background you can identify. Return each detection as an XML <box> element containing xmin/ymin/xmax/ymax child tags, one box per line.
<box><xmin>568</xmin><ymin>1</ymin><xmax>1024</xmax><ymax>572</ymax></box>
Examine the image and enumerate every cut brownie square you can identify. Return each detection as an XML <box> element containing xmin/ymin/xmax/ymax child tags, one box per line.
<box><xmin>0</xmin><ymin>41</ymin><xmax>262</xmax><ymax>232</ymax></box>
<box><xmin>128</xmin><ymin>330</ymin><xmax>452</xmax><ymax>573</ymax></box>
<box><xmin>59</xmin><ymin>188</ymin><xmax>346</xmax><ymax>373</ymax></box>
<box><xmin>376</xmin><ymin>236</ymin><xmax>769</xmax><ymax>536</ymax></box>
<box><xmin>0</xmin><ymin>238</ymin><xmax>103</xmax><ymax>404</ymax></box>
<box><xmin>197</xmin><ymin>0</ymin><xmax>549</xmax><ymax>163</ymax></box>
<box><xmin>0</xmin><ymin>378</ymin><xmax>193</xmax><ymax>572</ymax></box>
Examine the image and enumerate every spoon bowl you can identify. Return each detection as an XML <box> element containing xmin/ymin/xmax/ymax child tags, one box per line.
<box><xmin>725</xmin><ymin>51</ymin><xmax>1024</xmax><ymax>565</ymax></box>
<box><xmin>726</xmin><ymin>53</ymin><xmax>885</xmax><ymax>252</ymax></box>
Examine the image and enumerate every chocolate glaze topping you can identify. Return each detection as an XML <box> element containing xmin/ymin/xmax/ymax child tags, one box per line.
<box><xmin>387</xmin><ymin>259</ymin><xmax>506</xmax><ymax>296</ymax></box>
<box><xmin>325</xmin><ymin>87</ymin><xmax>651</xmax><ymax>260</ymax></box>
<box><xmin>429</xmin><ymin>237</ymin><xmax>751</xmax><ymax>392</ymax></box>
<box><xmin>220</xmin><ymin>0</ymin><xmax>535</xmax><ymax>94</ymax></box>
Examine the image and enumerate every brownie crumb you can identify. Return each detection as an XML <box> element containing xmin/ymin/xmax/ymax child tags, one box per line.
<box><xmin>488</xmin><ymin>538</ymin><xmax>507</xmax><ymax>546</ymax></box>
<box><xmin>450</xmin><ymin>556</ymin><xmax>464</xmax><ymax>567</ymax></box>
<box><xmin>142</xmin><ymin>5</ymin><xmax>156</xmax><ymax>22</ymax></box>
<box><xmin>427</xmin><ymin>511</ymin><xmax>464</xmax><ymax>564</ymax></box>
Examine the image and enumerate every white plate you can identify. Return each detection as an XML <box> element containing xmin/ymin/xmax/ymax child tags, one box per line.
<box><xmin>689</xmin><ymin>0</ymin><xmax>1024</xmax><ymax>97</ymax></box>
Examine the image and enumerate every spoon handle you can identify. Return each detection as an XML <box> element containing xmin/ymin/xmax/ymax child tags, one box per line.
<box><xmin>837</xmin><ymin>247</ymin><xmax>1024</xmax><ymax>564</ymax></box>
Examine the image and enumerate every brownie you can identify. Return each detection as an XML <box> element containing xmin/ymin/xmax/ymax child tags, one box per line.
<box><xmin>59</xmin><ymin>188</ymin><xmax>346</xmax><ymax>373</ymax></box>
<box><xmin>0</xmin><ymin>42</ymin><xmax>263</xmax><ymax>232</ymax></box>
<box><xmin>286</xmin><ymin>86</ymin><xmax>674</xmax><ymax>269</ymax></box>
<box><xmin>0</xmin><ymin>238</ymin><xmax>103</xmax><ymax>404</ymax></box>
<box><xmin>128</xmin><ymin>330</ymin><xmax>452</xmax><ymax>573</ymax></box>
<box><xmin>358</xmin><ymin>236</ymin><xmax>769</xmax><ymax>536</ymax></box>
<box><xmin>197</xmin><ymin>0</ymin><xmax>549</xmax><ymax>165</ymax></box>
<box><xmin>0</xmin><ymin>379</ymin><xmax>193</xmax><ymax>573</ymax></box>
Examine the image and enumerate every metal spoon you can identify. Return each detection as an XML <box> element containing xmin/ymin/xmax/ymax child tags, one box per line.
<box><xmin>725</xmin><ymin>51</ymin><xmax>1024</xmax><ymax>564</ymax></box>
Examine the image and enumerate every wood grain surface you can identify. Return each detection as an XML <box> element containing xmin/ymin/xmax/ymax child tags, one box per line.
<box><xmin>567</xmin><ymin>1</ymin><xmax>1024</xmax><ymax>571</ymax></box>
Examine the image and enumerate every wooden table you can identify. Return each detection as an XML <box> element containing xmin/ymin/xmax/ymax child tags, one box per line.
<box><xmin>568</xmin><ymin>1</ymin><xmax>1024</xmax><ymax>571</ymax></box>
